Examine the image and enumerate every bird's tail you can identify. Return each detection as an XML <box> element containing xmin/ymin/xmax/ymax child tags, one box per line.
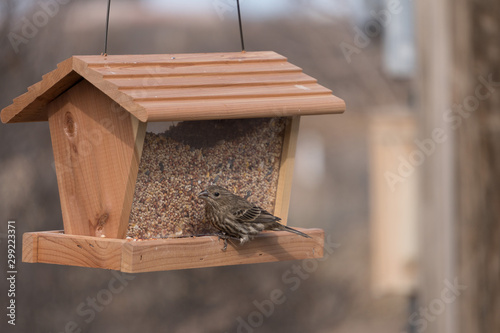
<box><xmin>283</xmin><ymin>225</ymin><xmax>312</xmax><ymax>238</ymax></box>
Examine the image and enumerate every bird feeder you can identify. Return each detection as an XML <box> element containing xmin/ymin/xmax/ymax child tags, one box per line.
<box><xmin>1</xmin><ymin>52</ymin><xmax>345</xmax><ymax>273</ymax></box>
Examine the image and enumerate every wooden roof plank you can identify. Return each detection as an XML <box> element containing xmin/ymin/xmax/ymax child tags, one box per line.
<box><xmin>108</xmin><ymin>72</ymin><xmax>317</xmax><ymax>89</ymax></box>
<box><xmin>1</xmin><ymin>58</ymin><xmax>82</xmax><ymax>123</ymax></box>
<box><xmin>128</xmin><ymin>83</ymin><xmax>331</xmax><ymax>101</ymax></box>
<box><xmin>91</xmin><ymin>61</ymin><xmax>301</xmax><ymax>78</ymax></box>
<box><xmin>139</xmin><ymin>95</ymin><xmax>346</xmax><ymax>122</ymax></box>
<box><xmin>77</xmin><ymin>51</ymin><xmax>286</xmax><ymax>66</ymax></box>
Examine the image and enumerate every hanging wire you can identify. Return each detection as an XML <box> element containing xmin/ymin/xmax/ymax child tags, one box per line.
<box><xmin>236</xmin><ymin>0</ymin><xmax>245</xmax><ymax>52</ymax></box>
<box><xmin>103</xmin><ymin>0</ymin><xmax>111</xmax><ymax>55</ymax></box>
<box><xmin>103</xmin><ymin>0</ymin><xmax>243</xmax><ymax>54</ymax></box>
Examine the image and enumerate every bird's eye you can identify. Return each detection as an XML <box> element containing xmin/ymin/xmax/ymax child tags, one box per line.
<box><xmin>214</xmin><ymin>192</ymin><xmax>220</xmax><ymax>197</ymax></box>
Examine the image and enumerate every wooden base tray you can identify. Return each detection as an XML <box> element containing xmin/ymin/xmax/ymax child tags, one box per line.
<box><xmin>22</xmin><ymin>228</ymin><xmax>324</xmax><ymax>273</ymax></box>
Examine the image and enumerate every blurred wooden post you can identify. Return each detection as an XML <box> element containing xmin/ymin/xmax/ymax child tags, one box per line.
<box><xmin>369</xmin><ymin>111</ymin><xmax>418</xmax><ymax>297</ymax></box>
<box><xmin>415</xmin><ymin>1</ymin><xmax>456</xmax><ymax>333</ymax></box>
<box><xmin>416</xmin><ymin>0</ymin><xmax>500</xmax><ymax>332</ymax></box>
<box><xmin>453</xmin><ymin>1</ymin><xmax>500</xmax><ymax>332</ymax></box>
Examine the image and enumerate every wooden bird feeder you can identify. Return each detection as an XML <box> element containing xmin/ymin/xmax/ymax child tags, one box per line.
<box><xmin>1</xmin><ymin>51</ymin><xmax>345</xmax><ymax>273</ymax></box>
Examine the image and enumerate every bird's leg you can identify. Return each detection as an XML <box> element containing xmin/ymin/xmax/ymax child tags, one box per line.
<box><xmin>216</xmin><ymin>233</ymin><xmax>240</xmax><ymax>252</ymax></box>
<box><xmin>216</xmin><ymin>233</ymin><xmax>230</xmax><ymax>252</ymax></box>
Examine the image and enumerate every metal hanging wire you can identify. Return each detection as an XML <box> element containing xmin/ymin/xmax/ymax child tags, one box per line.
<box><xmin>236</xmin><ymin>0</ymin><xmax>245</xmax><ymax>52</ymax></box>
<box><xmin>102</xmin><ymin>0</ymin><xmax>246</xmax><ymax>54</ymax></box>
<box><xmin>103</xmin><ymin>0</ymin><xmax>111</xmax><ymax>55</ymax></box>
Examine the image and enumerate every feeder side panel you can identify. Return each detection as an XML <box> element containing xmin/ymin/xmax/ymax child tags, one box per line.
<box><xmin>48</xmin><ymin>81</ymin><xmax>146</xmax><ymax>238</ymax></box>
<box><xmin>274</xmin><ymin>116</ymin><xmax>301</xmax><ymax>225</ymax></box>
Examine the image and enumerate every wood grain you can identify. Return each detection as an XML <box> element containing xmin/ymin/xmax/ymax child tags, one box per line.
<box><xmin>23</xmin><ymin>231</ymin><xmax>124</xmax><ymax>270</ymax></box>
<box><xmin>141</xmin><ymin>95</ymin><xmax>344</xmax><ymax>122</ymax></box>
<box><xmin>21</xmin><ymin>228</ymin><xmax>324</xmax><ymax>273</ymax></box>
<box><xmin>274</xmin><ymin>116</ymin><xmax>301</xmax><ymax>225</ymax></box>
<box><xmin>93</xmin><ymin>61</ymin><xmax>301</xmax><ymax>78</ymax></box>
<box><xmin>48</xmin><ymin>80</ymin><xmax>146</xmax><ymax>238</ymax></box>
<box><xmin>22</xmin><ymin>232</ymin><xmax>39</xmax><ymax>263</ymax></box>
<box><xmin>121</xmin><ymin>228</ymin><xmax>324</xmax><ymax>273</ymax></box>
<box><xmin>127</xmin><ymin>83</ymin><xmax>330</xmax><ymax>101</ymax></box>
<box><xmin>107</xmin><ymin>72</ymin><xmax>317</xmax><ymax>89</ymax></box>
<box><xmin>80</xmin><ymin>51</ymin><xmax>287</xmax><ymax>66</ymax></box>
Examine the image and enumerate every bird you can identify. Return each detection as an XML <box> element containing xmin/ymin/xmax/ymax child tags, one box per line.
<box><xmin>198</xmin><ymin>185</ymin><xmax>311</xmax><ymax>251</ymax></box>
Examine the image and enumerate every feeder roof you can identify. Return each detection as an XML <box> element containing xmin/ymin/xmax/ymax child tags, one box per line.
<box><xmin>1</xmin><ymin>51</ymin><xmax>345</xmax><ymax>124</ymax></box>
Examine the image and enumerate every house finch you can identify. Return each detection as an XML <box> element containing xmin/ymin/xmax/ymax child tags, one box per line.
<box><xmin>198</xmin><ymin>185</ymin><xmax>311</xmax><ymax>251</ymax></box>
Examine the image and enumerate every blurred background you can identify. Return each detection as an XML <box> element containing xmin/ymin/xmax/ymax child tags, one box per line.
<box><xmin>0</xmin><ymin>0</ymin><xmax>498</xmax><ymax>332</ymax></box>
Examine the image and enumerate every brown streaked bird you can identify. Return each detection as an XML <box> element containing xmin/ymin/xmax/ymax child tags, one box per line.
<box><xmin>198</xmin><ymin>185</ymin><xmax>311</xmax><ymax>251</ymax></box>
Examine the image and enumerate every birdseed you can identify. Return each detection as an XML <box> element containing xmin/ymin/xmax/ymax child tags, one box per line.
<box><xmin>126</xmin><ymin>117</ymin><xmax>287</xmax><ymax>239</ymax></box>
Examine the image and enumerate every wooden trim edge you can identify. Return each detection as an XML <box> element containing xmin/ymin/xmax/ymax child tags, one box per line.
<box><xmin>22</xmin><ymin>228</ymin><xmax>324</xmax><ymax>273</ymax></box>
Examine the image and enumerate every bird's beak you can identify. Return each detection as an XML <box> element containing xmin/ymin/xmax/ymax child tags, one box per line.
<box><xmin>198</xmin><ymin>190</ymin><xmax>208</xmax><ymax>198</ymax></box>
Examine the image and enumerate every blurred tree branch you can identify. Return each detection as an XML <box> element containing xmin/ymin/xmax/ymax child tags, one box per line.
<box><xmin>0</xmin><ymin>0</ymin><xmax>14</xmax><ymax>47</ymax></box>
<box><xmin>0</xmin><ymin>0</ymin><xmax>23</xmax><ymax>73</ymax></box>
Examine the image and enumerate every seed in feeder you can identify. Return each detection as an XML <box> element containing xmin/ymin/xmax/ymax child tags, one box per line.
<box><xmin>127</xmin><ymin>118</ymin><xmax>286</xmax><ymax>239</ymax></box>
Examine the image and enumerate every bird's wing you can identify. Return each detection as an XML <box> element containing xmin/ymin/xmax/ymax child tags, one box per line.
<box><xmin>232</xmin><ymin>205</ymin><xmax>280</xmax><ymax>224</ymax></box>
<box><xmin>233</xmin><ymin>206</ymin><xmax>261</xmax><ymax>222</ymax></box>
